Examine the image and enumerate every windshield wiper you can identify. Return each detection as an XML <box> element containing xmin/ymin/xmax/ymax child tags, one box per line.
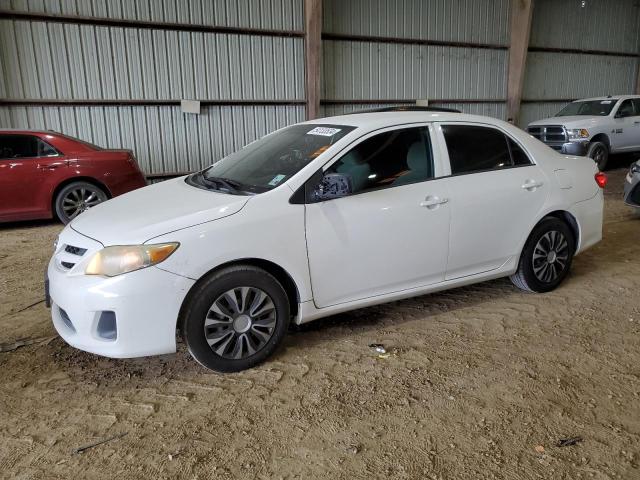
<box><xmin>199</xmin><ymin>174</ymin><xmax>248</xmax><ymax>194</ymax></box>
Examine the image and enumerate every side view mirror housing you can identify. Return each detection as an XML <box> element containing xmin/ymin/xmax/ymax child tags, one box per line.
<box><xmin>311</xmin><ymin>173</ymin><xmax>353</xmax><ymax>202</ymax></box>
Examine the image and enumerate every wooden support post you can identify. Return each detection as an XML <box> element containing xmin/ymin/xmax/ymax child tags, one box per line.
<box><xmin>304</xmin><ymin>0</ymin><xmax>322</xmax><ymax>120</ymax></box>
<box><xmin>506</xmin><ymin>0</ymin><xmax>534</xmax><ymax>124</ymax></box>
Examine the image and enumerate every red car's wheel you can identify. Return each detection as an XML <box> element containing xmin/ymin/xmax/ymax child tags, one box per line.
<box><xmin>54</xmin><ymin>181</ymin><xmax>108</xmax><ymax>224</ymax></box>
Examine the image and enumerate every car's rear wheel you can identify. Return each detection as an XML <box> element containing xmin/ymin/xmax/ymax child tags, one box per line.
<box><xmin>510</xmin><ymin>217</ymin><xmax>575</xmax><ymax>293</ymax></box>
<box><xmin>54</xmin><ymin>181</ymin><xmax>108</xmax><ymax>224</ymax></box>
<box><xmin>587</xmin><ymin>141</ymin><xmax>608</xmax><ymax>171</ymax></box>
<box><xmin>181</xmin><ymin>265</ymin><xmax>290</xmax><ymax>373</ymax></box>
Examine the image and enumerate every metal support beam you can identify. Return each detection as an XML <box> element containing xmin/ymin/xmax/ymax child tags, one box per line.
<box><xmin>304</xmin><ymin>0</ymin><xmax>322</xmax><ymax>120</ymax></box>
<box><xmin>636</xmin><ymin>60</ymin><xmax>640</xmax><ymax>95</ymax></box>
<box><xmin>506</xmin><ymin>0</ymin><xmax>534</xmax><ymax>124</ymax></box>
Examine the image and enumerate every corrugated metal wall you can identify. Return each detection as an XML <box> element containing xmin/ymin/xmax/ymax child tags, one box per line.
<box><xmin>1</xmin><ymin>0</ymin><xmax>639</xmax><ymax>172</ymax></box>
<box><xmin>0</xmin><ymin>0</ymin><xmax>303</xmax><ymax>30</ymax></box>
<box><xmin>320</xmin><ymin>0</ymin><xmax>511</xmax><ymax>119</ymax></box>
<box><xmin>0</xmin><ymin>105</ymin><xmax>304</xmax><ymax>174</ymax></box>
<box><xmin>519</xmin><ymin>0</ymin><xmax>640</xmax><ymax>127</ymax></box>
<box><xmin>0</xmin><ymin>0</ymin><xmax>305</xmax><ymax>175</ymax></box>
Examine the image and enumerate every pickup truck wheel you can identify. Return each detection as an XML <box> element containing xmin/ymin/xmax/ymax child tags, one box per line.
<box><xmin>181</xmin><ymin>265</ymin><xmax>290</xmax><ymax>373</ymax></box>
<box><xmin>54</xmin><ymin>181</ymin><xmax>108</xmax><ymax>224</ymax></box>
<box><xmin>587</xmin><ymin>141</ymin><xmax>608</xmax><ymax>171</ymax></box>
<box><xmin>510</xmin><ymin>217</ymin><xmax>575</xmax><ymax>293</ymax></box>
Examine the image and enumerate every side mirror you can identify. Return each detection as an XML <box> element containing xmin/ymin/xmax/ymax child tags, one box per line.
<box><xmin>311</xmin><ymin>173</ymin><xmax>352</xmax><ymax>201</ymax></box>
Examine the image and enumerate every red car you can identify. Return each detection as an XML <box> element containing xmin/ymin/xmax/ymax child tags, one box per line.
<box><xmin>0</xmin><ymin>130</ymin><xmax>147</xmax><ymax>224</ymax></box>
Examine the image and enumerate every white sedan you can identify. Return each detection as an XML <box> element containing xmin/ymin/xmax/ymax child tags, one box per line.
<box><xmin>47</xmin><ymin>109</ymin><xmax>605</xmax><ymax>372</ymax></box>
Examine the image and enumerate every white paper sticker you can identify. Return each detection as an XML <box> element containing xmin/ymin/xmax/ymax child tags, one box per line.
<box><xmin>307</xmin><ymin>127</ymin><xmax>341</xmax><ymax>137</ymax></box>
<box><xmin>268</xmin><ymin>174</ymin><xmax>286</xmax><ymax>186</ymax></box>
<box><xmin>601</xmin><ymin>100</ymin><xmax>612</xmax><ymax>104</ymax></box>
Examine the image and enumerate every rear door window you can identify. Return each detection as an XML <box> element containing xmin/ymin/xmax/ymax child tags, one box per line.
<box><xmin>0</xmin><ymin>135</ymin><xmax>59</xmax><ymax>159</ymax></box>
<box><xmin>441</xmin><ymin>125</ymin><xmax>531</xmax><ymax>174</ymax></box>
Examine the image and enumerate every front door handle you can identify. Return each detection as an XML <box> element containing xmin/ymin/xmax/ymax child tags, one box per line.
<box><xmin>522</xmin><ymin>180</ymin><xmax>543</xmax><ymax>191</ymax></box>
<box><xmin>420</xmin><ymin>196</ymin><xmax>449</xmax><ymax>209</ymax></box>
<box><xmin>39</xmin><ymin>164</ymin><xmax>60</xmax><ymax>170</ymax></box>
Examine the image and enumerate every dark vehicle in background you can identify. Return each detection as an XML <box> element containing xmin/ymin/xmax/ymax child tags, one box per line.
<box><xmin>0</xmin><ymin>130</ymin><xmax>146</xmax><ymax>224</ymax></box>
<box><xmin>624</xmin><ymin>159</ymin><xmax>640</xmax><ymax>213</ymax></box>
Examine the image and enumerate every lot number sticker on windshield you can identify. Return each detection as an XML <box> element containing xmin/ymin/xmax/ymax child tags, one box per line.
<box><xmin>307</xmin><ymin>127</ymin><xmax>341</xmax><ymax>137</ymax></box>
<box><xmin>268</xmin><ymin>174</ymin><xmax>286</xmax><ymax>186</ymax></box>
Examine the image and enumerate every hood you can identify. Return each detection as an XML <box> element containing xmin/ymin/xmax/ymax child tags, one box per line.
<box><xmin>528</xmin><ymin>116</ymin><xmax>605</xmax><ymax>129</ymax></box>
<box><xmin>70</xmin><ymin>176</ymin><xmax>251</xmax><ymax>245</ymax></box>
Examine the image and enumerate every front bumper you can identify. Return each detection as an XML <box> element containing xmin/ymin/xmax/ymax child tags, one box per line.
<box><xmin>623</xmin><ymin>169</ymin><xmax>640</xmax><ymax>207</ymax></box>
<box><xmin>48</xmin><ymin>257</ymin><xmax>195</xmax><ymax>359</ymax></box>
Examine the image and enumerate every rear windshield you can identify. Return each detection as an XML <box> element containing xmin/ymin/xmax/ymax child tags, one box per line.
<box><xmin>189</xmin><ymin>124</ymin><xmax>356</xmax><ymax>194</ymax></box>
<box><xmin>55</xmin><ymin>132</ymin><xmax>103</xmax><ymax>150</ymax></box>
<box><xmin>556</xmin><ymin>100</ymin><xmax>615</xmax><ymax>117</ymax></box>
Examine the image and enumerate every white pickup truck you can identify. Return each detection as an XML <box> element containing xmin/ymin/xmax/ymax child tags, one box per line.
<box><xmin>527</xmin><ymin>95</ymin><xmax>640</xmax><ymax>170</ymax></box>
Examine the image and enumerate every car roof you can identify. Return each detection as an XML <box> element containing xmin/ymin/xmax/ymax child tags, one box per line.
<box><xmin>303</xmin><ymin>111</ymin><xmax>510</xmax><ymax>130</ymax></box>
<box><xmin>0</xmin><ymin>129</ymin><xmax>59</xmax><ymax>135</ymax></box>
<box><xmin>572</xmin><ymin>95</ymin><xmax>639</xmax><ymax>102</ymax></box>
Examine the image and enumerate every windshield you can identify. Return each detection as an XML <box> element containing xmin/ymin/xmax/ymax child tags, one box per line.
<box><xmin>189</xmin><ymin>124</ymin><xmax>356</xmax><ymax>194</ymax></box>
<box><xmin>556</xmin><ymin>100</ymin><xmax>615</xmax><ymax>117</ymax></box>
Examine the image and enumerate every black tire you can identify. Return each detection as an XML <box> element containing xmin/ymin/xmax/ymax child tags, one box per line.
<box><xmin>54</xmin><ymin>181</ymin><xmax>108</xmax><ymax>224</ymax></box>
<box><xmin>510</xmin><ymin>217</ymin><xmax>575</xmax><ymax>293</ymax></box>
<box><xmin>587</xmin><ymin>141</ymin><xmax>608</xmax><ymax>171</ymax></box>
<box><xmin>181</xmin><ymin>265</ymin><xmax>290</xmax><ymax>373</ymax></box>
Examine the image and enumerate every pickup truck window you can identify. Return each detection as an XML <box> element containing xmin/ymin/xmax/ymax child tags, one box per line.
<box><xmin>615</xmin><ymin>100</ymin><xmax>636</xmax><ymax>118</ymax></box>
<box><xmin>556</xmin><ymin>100</ymin><xmax>615</xmax><ymax>117</ymax></box>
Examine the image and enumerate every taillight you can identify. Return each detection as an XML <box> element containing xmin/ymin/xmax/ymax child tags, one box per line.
<box><xmin>594</xmin><ymin>172</ymin><xmax>607</xmax><ymax>188</ymax></box>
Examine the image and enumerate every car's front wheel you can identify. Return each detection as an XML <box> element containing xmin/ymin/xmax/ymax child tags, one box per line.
<box><xmin>587</xmin><ymin>141</ymin><xmax>609</xmax><ymax>171</ymax></box>
<box><xmin>181</xmin><ymin>265</ymin><xmax>290</xmax><ymax>372</ymax></box>
<box><xmin>510</xmin><ymin>217</ymin><xmax>575</xmax><ymax>293</ymax></box>
<box><xmin>55</xmin><ymin>181</ymin><xmax>108</xmax><ymax>224</ymax></box>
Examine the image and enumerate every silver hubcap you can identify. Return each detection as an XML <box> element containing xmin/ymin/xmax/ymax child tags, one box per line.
<box><xmin>204</xmin><ymin>287</ymin><xmax>277</xmax><ymax>360</ymax></box>
<box><xmin>532</xmin><ymin>230</ymin><xmax>569</xmax><ymax>283</ymax></box>
<box><xmin>62</xmin><ymin>187</ymin><xmax>103</xmax><ymax>219</ymax></box>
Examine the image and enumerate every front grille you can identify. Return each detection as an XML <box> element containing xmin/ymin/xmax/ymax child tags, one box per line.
<box><xmin>527</xmin><ymin>125</ymin><xmax>567</xmax><ymax>144</ymax></box>
<box><xmin>61</xmin><ymin>261</ymin><xmax>75</xmax><ymax>269</ymax></box>
<box><xmin>65</xmin><ymin>245</ymin><xmax>87</xmax><ymax>256</ymax></box>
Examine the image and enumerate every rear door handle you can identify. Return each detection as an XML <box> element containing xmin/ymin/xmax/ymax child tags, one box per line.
<box><xmin>40</xmin><ymin>164</ymin><xmax>60</xmax><ymax>170</ymax></box>
<box><xmin>522</xmin><ymin>180</ymin><xmax>543</xmax><ymax>191</ymax></box>
<box><xmin>420</xmin><ymin>196</ymin><xmax>449</xmax><ymax>209</ymax></box>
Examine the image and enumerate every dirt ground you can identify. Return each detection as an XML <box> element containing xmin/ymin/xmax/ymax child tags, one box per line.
<box><xmin>1</xmin><ymin>165</ymin><xmax>639</xmax><ymax>480</ymax></box>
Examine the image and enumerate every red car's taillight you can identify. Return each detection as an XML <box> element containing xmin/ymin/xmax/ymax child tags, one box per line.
<box><xmin>594</xmin><ymin>172</ymin><xmax>607</xmax><ymax>188</ymax></box>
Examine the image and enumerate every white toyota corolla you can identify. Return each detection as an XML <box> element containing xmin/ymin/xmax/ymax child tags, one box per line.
<box><xmin>47</xmin><ymin>108</ymin><xmax>606</xmax><ymax>372</ymax></box>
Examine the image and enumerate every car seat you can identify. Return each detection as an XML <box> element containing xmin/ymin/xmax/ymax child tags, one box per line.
<box><xmin>392</xmin><ymin>142</ymin><xmax>430</xmax><ymax>186</ymax></box>
<box><xmin>336</xmin><ymin>150</ymin><xmax>371</xmax><ymax>192</ymax></box>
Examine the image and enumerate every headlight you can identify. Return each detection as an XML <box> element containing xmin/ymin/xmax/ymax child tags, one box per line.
<box><xmin>85</xmin><ymin>243</ymin><xmax>179</xmax><ymax>277</ymax></box>
<box><xmin>566</xmin><ymin>128</ymin><xmax>589</xmax><ymax>140</ymax></box>
<box><xmin>631</xmin><ymin>163</ymin><xmax>640</xmax><ymax>175</ymax></box>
